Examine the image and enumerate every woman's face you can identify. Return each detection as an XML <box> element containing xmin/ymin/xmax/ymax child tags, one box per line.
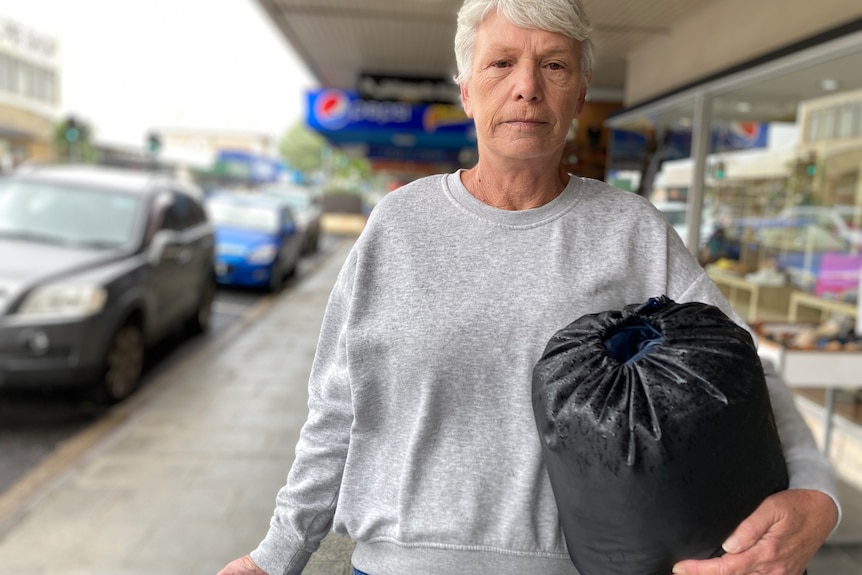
<box><xmin>460</xmin><ymin>12</ymin><xmax>589</xmax><ymax>165</ymax></box>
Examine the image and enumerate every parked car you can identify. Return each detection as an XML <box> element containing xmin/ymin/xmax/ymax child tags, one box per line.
<box><xmin>653</xmin><ymin>201</ymin><xmax>689</xmax><ymax>241</ymax></box>
<box><xmin>652</xmin><ymin>201</ymin><xmax>719</xmax><ymax>248</ymax></box>
<box><xmin>0</xmin><ymin>164</ymin><xmax>216</xmax><ymax>403</ymax></box>
<box><xmin>700</xmin><ymin>215</ymin><xmax>852</xmax><ymax>288</ymax></box>
<box><xmin>777</xmin><ymin>205</ymin><xmax>862</xmax><ymax>248</ymax></box>
<box><xmin>205</xmin><ymin>192</ymin><xmax>303</xmax><ymax>292</ymax></box>
<box><xmin>258</xmin><ymin>184</ymin><xmax>322</xmax><ymax>254</ymax></box>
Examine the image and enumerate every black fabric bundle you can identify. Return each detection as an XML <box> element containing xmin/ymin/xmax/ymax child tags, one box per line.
<box><xmin>532</xmin><ymin>296</ymin><xmax>789</xmax><ymax>575</ymax></box>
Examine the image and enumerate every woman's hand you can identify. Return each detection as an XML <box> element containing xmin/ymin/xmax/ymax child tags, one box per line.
<box><xmin>672</xmin><ymin>489</ymin><xmax>838</xmax><ymax>574</ymax></box>
<box><xmin>216</xmin><ymin>554</ymin><xmax>268</xmax><ymax>575</ymax></box>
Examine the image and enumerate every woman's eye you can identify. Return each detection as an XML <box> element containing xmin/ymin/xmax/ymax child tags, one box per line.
<box><xmin>491</xmin><ymin>60</ymin><xmax>510</xmax><ymax>69</ymax></box>
<box><xmin>547</xmin><ymin>62</ymin><xmax>565</xmax><ymax>71</ymax></box>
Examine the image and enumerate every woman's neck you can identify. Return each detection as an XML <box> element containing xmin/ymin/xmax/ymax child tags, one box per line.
<box><xmin>461</xmin><ymin>161</ymin><xmax>570</xmax><ymax>210</ymax></box>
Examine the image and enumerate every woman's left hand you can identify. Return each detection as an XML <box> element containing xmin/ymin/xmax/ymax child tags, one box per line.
<box><xmin>671</xmin><ymin>489</ymin><xmax>838</xmax><ymax>574</ymax></box>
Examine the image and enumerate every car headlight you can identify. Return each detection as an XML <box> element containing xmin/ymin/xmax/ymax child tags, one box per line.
<box><xmin>17</xmin><ymin>285</ymin><xmax>108</xmax><ymax>318</ymax></box>
<box><xmin>247</xmin><ymin>244</ymin><xmax>277</xmax><ymax>264</ymax></box>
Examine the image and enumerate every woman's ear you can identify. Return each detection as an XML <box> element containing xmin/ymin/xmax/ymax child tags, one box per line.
<box><xmin>460</xmin><ymin>83</ymin><xmax>474</xmax><ymax>118</ymax></box>
<box><xmin>575</xmin><ymin>72</ymin><xmax>592</xmax><ymax>117</ymax></box>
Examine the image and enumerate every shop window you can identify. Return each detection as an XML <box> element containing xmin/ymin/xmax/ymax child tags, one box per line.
<box><xmin>5</xmin><ymin>57</ymin><xmax>17</xmax><ymax>95</ymax></box>
<box><xmin>20</xmin><ymin>65</ymin><xmax>33</xmax><ymax>99</ymax></box>
<box><xmin>0</xmin><ymin>54</ymin><xmax>7</xmax><ymax>92</ymax></box>
<box><xmin>839</xmin><ymin>105</ymin><xmax>856</xmax><ymax>139</ymax></box>
<box><xmin>820</xmin><ymin>108</ymin><xmax>837</xmax><ymax>141</ymax></box>
<box><xmin>0</xmin><ymin>53</ymin><xmax>57</xmax><ymax>104</ymax></box>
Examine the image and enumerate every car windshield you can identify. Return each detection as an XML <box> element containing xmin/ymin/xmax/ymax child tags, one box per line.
<box><xmin>207</xmin><ymin>200</ymin><xmax>280</xmax><ymax>233</ymax></box>
<box><xmin>0</xmin><ymin>180</ymin><xmax>142</xmax><ymax>249</ymax></box>
<box><xmin>262</xmin><ymin>189</ymin><xmax>312</xmax><ymax>211</ymax></box>
<box><xmin>760</xmin><ymin>224</ymin><xmax>847</xmax><ymax>251</ymax></box>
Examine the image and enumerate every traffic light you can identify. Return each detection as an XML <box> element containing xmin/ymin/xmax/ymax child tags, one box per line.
<box><xmin>63</xmin><ymin>117</ymin><xmax>80</xmax><ymax>144</ymax></box>
<box><xmin>805</xmin><ymin>152</ymin><xmax>817</xmax><ymax>177</ymax></box>
<box><xmin>714</xmin><ymin>161</ymin><xmax>726</xmax><ymax>180</ymax></box>
<box><xmin>146</xmin><ymin>132</ymin><xmax>162</xmax><ymax>155</ymax></box>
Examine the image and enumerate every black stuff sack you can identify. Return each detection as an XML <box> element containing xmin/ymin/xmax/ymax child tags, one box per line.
<box><xmin>532</xmin><ymin>296</ymin><xmax>789</xmax><ymax>575</ymax></box>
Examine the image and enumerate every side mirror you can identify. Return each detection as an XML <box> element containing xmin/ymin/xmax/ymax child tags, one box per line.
<box><xmin>148</xmin><ymin>229</ymin><xmax>177</xmax><ymax>266</ymax></box>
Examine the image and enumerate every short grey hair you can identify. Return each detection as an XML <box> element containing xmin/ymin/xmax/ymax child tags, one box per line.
<box><xmin>453</xmin><ymin>0</ymin><xmax>594</xmax><ymax>85</ymax></box>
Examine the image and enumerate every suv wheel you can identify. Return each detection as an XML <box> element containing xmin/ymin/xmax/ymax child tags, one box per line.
<box><xmin>97</xmin><ymin>322</ymin><xmax>145</xmax><ymax>404</ymax></box>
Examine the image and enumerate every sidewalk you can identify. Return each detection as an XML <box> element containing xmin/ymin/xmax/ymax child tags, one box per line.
<box><xmin>0</xmin><ymin>235</ymin><xmax>860</xmax><ymax>574</ymax></box>
<box><xmin>0</xmin><ymin>237</ymin><xmax>358</xmax><ymax>575</ymax></box>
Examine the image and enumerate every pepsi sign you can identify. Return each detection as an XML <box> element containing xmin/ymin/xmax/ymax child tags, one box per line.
<box><xmin>313</xmin><ymin>90</ymin><xmax>353</xmax><ymax>130</ymax></box>
<box><xmin>306</xmin><ymin>89</ymin><xmax>476</xmax><ymax>150</ymax></box>
<box><xmin>717</xmin><ymin>121</ymin><xmax>768</xmax><ymax>150</ymax></box>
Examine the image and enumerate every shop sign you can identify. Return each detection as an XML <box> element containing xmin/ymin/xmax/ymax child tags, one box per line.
<box><xmin>714</xmin><ymin>122</ymin><xmax>768</xmax><ymax>151</ymax></box>
<box><xmin>609</xmin><ymin>122</ymin><xmax>769</xmax><ymax>168</ymax></box>
<box><xmin>0</xmin><ymin>17</ymin><xmax>57</xmax><ymax>65</ymax></box>
<box><xmin>814</xmin><ymin>253</ymin><xmax>862</xmax><ymax>300</ymax></box>
<box><xmin>213</xmin><ymin>150</ymin><xmax>286</xmax><ymax>184</ymax></box>
<box><xmin>306</xmin><ymin>89</ymin><xmax>475</xmax><ymax>150</ymax></box>
<box><xmin>366</xmin><ymin>144</ymin><xmax>462</xmax><ymax>164</ymax></box>
<box><xmin>358</xmin><ymin>73</ymin><xmax>460</xmax><ymax>105</ymax></box>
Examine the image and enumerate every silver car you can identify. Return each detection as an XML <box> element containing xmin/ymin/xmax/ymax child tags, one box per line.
<box><xmin>259</xmin><ymin>184</ymin><xmax>323</xmax><ymax>254</ymax></box>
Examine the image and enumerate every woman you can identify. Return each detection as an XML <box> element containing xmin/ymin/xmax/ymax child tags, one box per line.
<box><xmin>218</xmin><ymin>1</ymin><xmax>839</xmax><ymax>574</ymax></box>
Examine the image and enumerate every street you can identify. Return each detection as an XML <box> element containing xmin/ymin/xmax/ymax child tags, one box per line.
<box><xmin>0</xmin><ymin>234</ymin><xmax>339</xmax><ymax>497</ymax></box>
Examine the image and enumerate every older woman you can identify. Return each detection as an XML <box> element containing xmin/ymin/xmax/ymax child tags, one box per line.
<box><xmin>217</xmin><ymin>1</ymin><xmax>839</xmax><ymax>574</ymax></box>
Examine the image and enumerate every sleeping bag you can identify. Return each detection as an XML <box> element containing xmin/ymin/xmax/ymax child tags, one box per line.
<box><xmin>531</xmin><ymin>296</ymin><xmax>789</xmax><ymax>575</ymax></box>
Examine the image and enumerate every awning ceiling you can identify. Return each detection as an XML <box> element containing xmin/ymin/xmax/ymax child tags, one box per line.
<box><xmin>253</xmin><ymin>0</ymin><xmax>718</xmax><ymax>101</ymax></box>
<box><xmin>255</xmin><ymin>0</ymin><xmax>862</xmax><ymax>169</ymax></box>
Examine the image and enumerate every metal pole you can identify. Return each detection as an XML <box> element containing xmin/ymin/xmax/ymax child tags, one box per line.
<box><xmin>688</xmin><ymin>92</ymin><xmax>712</xmax><ymax>257</ymax></box>
<box><xmin>823</xmin><ymin>388</ymin><xmax>836</xmax><ymax>455</ymax></box>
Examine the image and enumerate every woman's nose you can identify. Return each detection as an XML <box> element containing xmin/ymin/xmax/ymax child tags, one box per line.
<box><xmin>513</xmin><ymin>63</ymin><xmax>542</xmax><ymax>102</ymax></box>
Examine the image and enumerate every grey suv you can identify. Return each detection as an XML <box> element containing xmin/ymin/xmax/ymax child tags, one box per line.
<box><xmin>0</xmin><ymin>164</ymin><xmax>216</xmax><ymax>403</ymax></box>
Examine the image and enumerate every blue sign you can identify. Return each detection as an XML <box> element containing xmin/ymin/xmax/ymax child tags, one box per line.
<box><xmin>610</xmin><ymin>122</ymin><xmax>770</xmax><ymax>169</ymax></box>
<box><xmin>306</xmin><ymin>89</ymin><xmax>476</xmax><ymax>150</ymax></box>
<box><xmin>214</xmin><ymin>150</ymin><xmax>286</xmax><ymax>184</ymax></box>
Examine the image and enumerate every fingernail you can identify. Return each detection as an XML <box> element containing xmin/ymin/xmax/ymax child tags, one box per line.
<box><xmin>722</xmin><ymin>535</ymin><xmax>740</xmax><ymax>553</ymax></box>
<box><xmin>672</xmin><ymin>567</ymin><xmax>687</xmax><ymax>574</ymax></box>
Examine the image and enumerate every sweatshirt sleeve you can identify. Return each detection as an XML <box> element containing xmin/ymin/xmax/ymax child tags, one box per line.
<box><xmin>250</xmin><ymin>252</ymin><xmax>357</xmax><ymax>575</ymax></box>
<box><xmin>679</xmin><ymin>272</ymin><xmax>841</xmax><ymax>531</ymax></box>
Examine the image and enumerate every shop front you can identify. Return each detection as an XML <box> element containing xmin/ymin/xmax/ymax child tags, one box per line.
<box><xmin>606</xmin><ymin>21</ymin><xmax>862</xmax><ymax>483</ymax></box>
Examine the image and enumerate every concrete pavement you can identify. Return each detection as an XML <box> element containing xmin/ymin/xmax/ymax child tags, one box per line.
<box><xmin>0</xmin><ymin>236</ymin><xmax>358</xmax><ymax>575</ymax></box>
<box><xmin>0</xmin><ymin>233</ymin><xmax>861</xmax><ymax>574</ymax></box>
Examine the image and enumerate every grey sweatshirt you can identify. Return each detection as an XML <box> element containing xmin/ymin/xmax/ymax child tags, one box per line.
<box><xmin>251</xmin><ymin>171</ymin><xmax>839</xmax><ymax>575</ymax></box>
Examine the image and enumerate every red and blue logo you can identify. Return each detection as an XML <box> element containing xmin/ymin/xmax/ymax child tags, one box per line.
<box><xmin>725</xmin><ymin>121</ymin><xmax>767</xmax><ymax>149</ymax></box>
<box><xmin>313</xmin><ymin>90</ymin><xmax>353</xmax><ymax>130</ymax></box>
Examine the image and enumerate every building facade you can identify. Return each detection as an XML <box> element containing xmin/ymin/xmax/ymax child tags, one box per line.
<box><xmin>0</xmin><ymin>14</ymin><xmax>59</xmax><ymax>168</ymax></box>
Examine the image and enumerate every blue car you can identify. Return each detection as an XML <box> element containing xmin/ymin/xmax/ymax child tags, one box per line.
<box><xmin>205</xmin><ymin>193</ymin><xmax>303</xmax><ymax>292</ymax></box>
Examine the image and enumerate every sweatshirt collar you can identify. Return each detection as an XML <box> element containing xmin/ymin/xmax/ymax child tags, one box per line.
<box><xmin>445</xmin><ymin>169</ymin><xmax>579</xmax><ymax>227</ymax></box>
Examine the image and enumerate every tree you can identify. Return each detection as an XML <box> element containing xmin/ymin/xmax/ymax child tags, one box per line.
<box><xmin>278</xmin><ymin>121</ymin><xmax>327</xmax><ymax>174</ymax></box>
<box><xmin>278</xmin><ymin>121</ymin><xmax>371</xmax><ymax>182</ymax></box>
